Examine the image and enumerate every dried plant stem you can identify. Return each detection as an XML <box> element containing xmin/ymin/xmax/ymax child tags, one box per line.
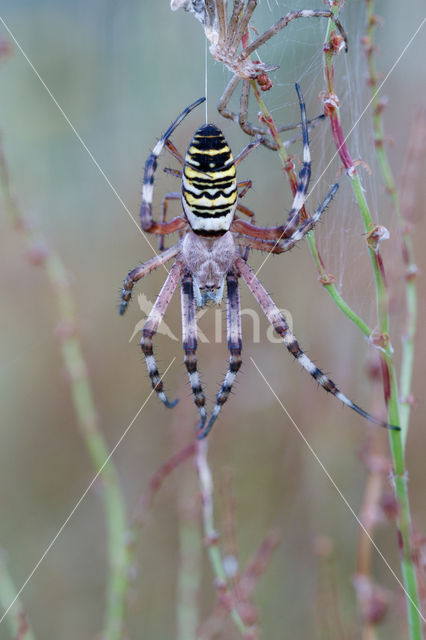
<box><xmin>0</xmin><ymin>553</ymin><xmax>35</xmax><ymax>640</ymax></box>
<box><xmin>126</xmin><ymin>441</ymin><xmax>197</xmax><ymax>574</ymax></box>
<box><xmin>196</xmin><ymin>441</ymin><xmax>252</xmax><ymax>638</ymax></box>
<box><xmin>355</xmin><ymin>363</ymin><xmax>394</xmax><ymax>637</ymax></box>
<box><xmin>363</xmin><ymin>0</ymin><xmax>419</xmax><ymax>450</ymax></box>
<box><xmin>323</xmin><ymin>7</ymin><xmax>422</xmax><ymax>638</ymax></box>
<box><xmin>0</xmin><ymin>142</ymin><xmax>129</xmax><ymax>640</ymax></box>
<box><xmin>172</xmin><ymin>398</ymin><xmax>202</xmax><ymax>640</ymax></box>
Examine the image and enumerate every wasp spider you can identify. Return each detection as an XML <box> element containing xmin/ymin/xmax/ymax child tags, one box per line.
<box><xmin>119</xmin><ymin>89</ymin><xmax>397</xmax><ymax>439</ymax></box>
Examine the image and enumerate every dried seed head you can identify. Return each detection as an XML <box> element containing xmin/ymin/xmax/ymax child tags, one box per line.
<box><xmin>256</xmin><ymin>71</ymin><xmax>273</xmax><ymax>92</ymax></box>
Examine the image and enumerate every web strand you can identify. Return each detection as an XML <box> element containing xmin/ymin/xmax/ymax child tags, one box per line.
<box><xmin>205</xmin><ymin>37</ymin><xmax>208</xmax><ymax>123</ymax></box>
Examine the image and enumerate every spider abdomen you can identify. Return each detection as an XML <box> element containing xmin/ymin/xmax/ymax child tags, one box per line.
<box><xmin>182</xmin><ymin>124</ymin><xmax>237</xmax><ymax>235</ymax></box>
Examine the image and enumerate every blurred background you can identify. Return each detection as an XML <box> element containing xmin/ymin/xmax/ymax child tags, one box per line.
<box><xmin>0</xmin><ymin>1</ymin><xmax>425</xmax><ymax>638</ymax></box>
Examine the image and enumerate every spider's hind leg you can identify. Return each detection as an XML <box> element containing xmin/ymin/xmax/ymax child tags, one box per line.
<box><xmin>198</xmin><ymin>269</ymin><xmax>242</xmax><ymax>439</ymax></box>
<box><xmin>181</xmin><ymin>271</ymin><xmax>207</xmax><ymax>430</ymax></box>
<box><xmin>237</xmin><ymin>257</ymin><xmax>398</xmax><ymax>432</ymax></box>
<box><xmin>141</xmin><ymin>260</ymin><xmax>182</xmax><ymax>408</ymax></box>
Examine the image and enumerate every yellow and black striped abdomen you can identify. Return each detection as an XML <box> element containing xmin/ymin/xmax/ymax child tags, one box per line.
<box><xmin>182</xmin><ymin>124</ymin><xmax>237</xmax><ymax>235</ymax></box>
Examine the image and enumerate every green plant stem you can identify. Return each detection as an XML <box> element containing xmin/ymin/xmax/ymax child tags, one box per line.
<box><xmin>323</xmin><ymin>8</ymin><xmax>422</xmax><ymax>638</ymax></box>
<box><xmin>0</xmin><ymin>553</ymin><xmax>36</xmax><ymax>640</ymax></box>
<box><xmin>250</xmin><ymin>80</ymin><xmax>371</xmax><ymax>339</ymax></box>
<box><xmin>0</xmin><ymin>143</ymin><xmax>130</xmax><ymax>640</ymax></box>
<box><xmin>364</xmin><ymin>0</ymin><xmax>418</xmax><ymax>450</ymax></box>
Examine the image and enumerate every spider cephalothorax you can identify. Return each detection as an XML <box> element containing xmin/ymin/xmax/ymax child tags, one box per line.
<box><xmin>119</xmin><ymin>90</ymin><xmax>397</xmax><ymax>438</ymax></box>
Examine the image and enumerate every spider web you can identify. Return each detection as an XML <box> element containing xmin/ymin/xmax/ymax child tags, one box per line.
<box><xmin>213</xmin><ymin>0</ymin><xmax>387</xmax><ymax>325</ymax></box>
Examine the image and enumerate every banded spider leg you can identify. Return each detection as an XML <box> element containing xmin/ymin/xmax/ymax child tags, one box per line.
<box><xmin>235</xmin><ymin>256</ymin><xmax>398</xmax><ymax>432</ymax></box>
<box><xmin>140</xmin><ymin>97</ymin><xmax>205</xmax><ymax>234</ymax></box>
<box><xmin>196</xmin><ymin>185</ymin><xmax>338</xmax><ymax>438</ymax></box>
<box><xmin>231</xmin><ymin>83</ymin><xmax>315</xmax><ymax>243</ymax></box>
<box><xmin>235</xmin><ymin>182</ymin><xmax>339</xmax><ymax>254</ymax></box>
<box><xmin>181</xmin><ymin>270</ymin><xmax>207</xmax><ymax>429</ymax></box>
<box><xmin>141</xmin><ymin>259</ymin><xmax>183</xmax><ymax>408</ymax></box>
<box><xmin>199</xmin><ymin>269</ymin><xmax>242</xmax><ymax>438</ymax></box>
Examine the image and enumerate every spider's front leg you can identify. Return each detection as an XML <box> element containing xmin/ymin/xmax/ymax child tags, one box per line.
<box><xmin>181</xmin><ymin>270</ymin><xmax>207</xmax><ymax>430</ymax></box>
<box><xmin>233</xmin><ymin>181</ymin><xmax>338</xmax><ymax>249</ymax></box>
<box><xmin>230</xmin><ymin>83</ymin><xmax>313</xmax><ymax>241</ymax></box>
<box><xmin>198</xmin><ymin>269</ymin><xmax>242</xmax><ymax>439</ymax></box>
<box><xmin>140</xmin><ymin>97</ymin><xmax>204</xmax><ymax>234</ymax></box>
<box><xmin>141</xmin><ymin>259</ymin><xmax>182</xmax><ymax>408</ymax></box>
<box><xmin>236</xmin><ymin>257</ymin><xmax>398</xmax><ymax>431</ymax></box>
<box><xmin>119</xmin><ymin>244</ymin><xmax>181</xmax><ymax>315</ymax></box>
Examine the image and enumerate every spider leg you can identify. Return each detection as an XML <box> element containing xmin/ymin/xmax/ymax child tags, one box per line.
<box><xmin>236</xmin><ymin>236</ymin><xmax>284</xmax><ymax>254</ymax></box>
<box><xmin>228</xmin><ymin>0</ymin><xmax>257</xmax><ymax>58</ymax></box>
<box><xmin>158</xmin><ymin>192</ymin><xmax>183</xmax><ymax>252</ymax></box>
<box><xmin>238</xmin><ymin>10</ymin><xmax>348</xmax><ymax>63</ymax></box>
<box><xmin>231</xmin><ymin>180</ymin><xmax>337</xmax><ymax>244</ymax></box>
<box><xmin>236</xmin><ymin>186</ymin><xmax>256</xmax><ymax>259</ymax></box>
<box><xmin>231</xmin><ymin>218</ymin><xmax>286</xmax><ymax>240</ymax></box>
<box><xmin>236</xmin><ymin>179</ymin><xmax>252</xmax><ymax>199</ymax></box>
<box><xmin>234</xmin><ymin>183</ymin><xmax>337</xmax><ymax>255</ymax></box>
<box><xmin>239</xmin><ymin>80</ymin><xmax>325</xmax><ymax>152</ymax></box>
<box><xmin>277</xmin><ymin>113</ymin><xmax>325</xmax><ymax>136</ymax></box>
<box><xmin>226</xmin><ymin>1</ymin><xmax>245</xmax><ymax>49</ymax></box>
<box><xmin>280</xmin><ymin>83</ymin><xmax>311</xmax><ymax>237</ymax></box>
<box><xmin>230</xmin><ymin>83</ymin><xmax>314</xmax><ymax>241</ymax></box>
<box><xmin>163</xmin><ymin>167</ymin><xmax>182</xmax><ymax>179</ymax></box>
<box><xmin>140</xmin><ymin>97</ymin><xmax>205</xmax><ymax>232</ymax></box>
<box><xmin>181</xmin><ymin>271</ymin><xmax>207</xmax><ymax>430</ymax></box>
<box><xmin>239</xmin><ymin>78</ymin><xmax>276</xmax><ymax>147</ymax></box>
<box><xmin>119</xmin><ymin>244</ymin><xmax>181</xmax><ymax>315</ymax></box>
<box><xmin>234</xmin><ymin>138</ymin><xmax>264</xmax><ymax>166</ymax></box>
<box><xmin>236</xmin><ymin>202</ymin><xmax>254</xmax><ymax>218</ymax></box>
<box><xmin>216</xmin><ymin>0</ymin><xmax>227</xmax><ymax>43</ymax></box>
<box><xmin>165</xmin><ymin>139</ymin><xmax>185</xmax><ymax>166</ymax></box>
<box><xmin>236</xmin><ymin>256</ymin><xmax>398</xmax><ymax>431</ymax></box>
<box><xmin>217</xmin><ymin>74</ymin><xmax>241</xmax><ymax>125</ymax></box>
<box><xmin>141</xmin><ymin>259</ymin><xmax>182</xmax><ymax>408</ymax></box>
<box><xmin>218</xmin><ymin>74</ymin><xmax>325</xmax><ymax>152</ymax></box>
<box><xmin>279</xmin><ymin>183</ymin><xmax>338</xmax><ymax>252</ymax></box>
<box><xmin>198</xmin><ymin>269</ymin><xmax>242</xmax><ymax>439</ymax></box>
